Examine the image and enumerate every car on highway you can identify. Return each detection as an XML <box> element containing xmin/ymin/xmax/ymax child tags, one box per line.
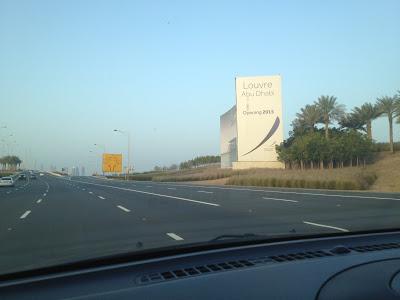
<box><xmin>30</xmin><ymin>174</ymin><xmax>37</xmax><ymax>179</ymax></box>
<box><xmin>19</xmin><ymin>174</ymin><xmax>27</xmax><ymax>180</ymax></box>
<box><xmin>0</xmin><ymin>177</ymin><xmax>14</xmax><ymax>187</ymax></box>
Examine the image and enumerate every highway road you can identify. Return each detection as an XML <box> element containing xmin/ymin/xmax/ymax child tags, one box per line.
<box><xmin>1</xmin><ymin>173</ymin><xmax>400</xmax><ymax>275</ymax></box>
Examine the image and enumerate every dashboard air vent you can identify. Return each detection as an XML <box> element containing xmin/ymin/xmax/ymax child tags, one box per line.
<box><xmin>268</xmin><ymin>250</ymin><xmax>333</xmax><ymax>263</ymax></box>
<box><xmin>138</xmin><ymin>260</ymin><xmax>254</xmax><ymax>284</ymax></box>
<box><xmin>137</xmin><ymin>241</ymin><xmax>400</xmax><ymax>285</ymax></box>
<box><xmin>349</xmin><ymin>242</ymin><xmax>400</xmax><ymax>253</ymax></box>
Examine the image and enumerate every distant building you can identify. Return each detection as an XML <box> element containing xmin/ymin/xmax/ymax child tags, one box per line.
<box><xmin>70</xmin><ymin>166</ymin><xmax>80</xmax><ymax>176</ymax></box>
<box><xmin>81</xmin><ymin>166</ymin><xmax>85</xmax><ymax>176</ymax></box>
<box><xmin>220</xmin><ymin>75</ymin><xmax>284</xmax><ymax>169</ymax></box>
<box><xmin>220</xmin><ymin>106</ymin><xmax>237</xmax><ymax>168</ymax></box>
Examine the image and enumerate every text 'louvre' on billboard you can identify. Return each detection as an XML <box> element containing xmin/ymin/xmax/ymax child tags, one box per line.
<box><xmin>102</xmin><ymin>153</ymin><xmax>122</xmax><ymax>173</ymax></box>
<box><xmin>235</xmin><ymin>75</ymin><xmax>283</xmax><ymax>162</ymax></box>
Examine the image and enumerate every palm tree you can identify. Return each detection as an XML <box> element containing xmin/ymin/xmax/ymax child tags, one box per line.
<box><xmin>396</xmin><ymin>91</ymin><xmax>400</xmax><ymax>125</ymax></box>
<box><xmin>377</xmin><ymin>96</ymin><xmax>400</xmax><ymax>153</ymax></box>
<box><xmin>295</xmin><ymin>104</ymin><xmax>321</xmax><ymax>132</ymax></box>
<box><xmin>315</xmin><ymin>95</ymin><xmax>345</xmax><ymax>139</ymax></box>
<box><xmin>339</xmin><ymin>113</ymin><xmax>364</xmax><ymax>132</ymax></box>
<box><xmin>0</xmin><ymin>157</ymin><xmax>5</xmax><ymax>170</ymax></box>
<box><xmin>352</xmin><ymin>103</ymin><xmax>381</xmax><ymax>139</ymax></box>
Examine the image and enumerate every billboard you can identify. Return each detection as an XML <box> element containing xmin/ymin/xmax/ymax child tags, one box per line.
<box><xmin>102</xmin><ymin>153</ymin><xmax>122</xmax><ymax>173</ymax></box>
<box><xmin>235</xmin><ymin>75</ymin><xmax>283</xmax><ymax>162</ymax></box>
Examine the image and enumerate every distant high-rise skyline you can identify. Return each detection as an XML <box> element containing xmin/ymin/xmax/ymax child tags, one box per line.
<box><xmin>70</xmin><ymin>166</ymin><xmax>79</xmax><ymax>176</ymax></box>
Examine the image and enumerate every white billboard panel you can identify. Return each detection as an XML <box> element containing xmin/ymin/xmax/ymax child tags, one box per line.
<box><xmin>235</xmin><ymin>75</ymin><xmax>283</xmax><ymax>162</ymax></box>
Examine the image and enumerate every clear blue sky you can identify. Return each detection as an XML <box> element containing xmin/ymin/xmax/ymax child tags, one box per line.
<box><xmin>0</xmin><ymin>0</ymin><xmax>399</xmax><ymax>172</ymax></box>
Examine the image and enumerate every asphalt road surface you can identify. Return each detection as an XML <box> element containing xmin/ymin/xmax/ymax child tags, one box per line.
<box><xmin>1</xmin><ymin>173</ymin><xmax>400</xmax><ymax>275</ymax></box>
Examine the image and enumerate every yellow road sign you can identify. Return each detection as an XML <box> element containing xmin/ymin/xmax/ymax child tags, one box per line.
<box><xmin>102</xmin><ymin>153</ymin><xmax>122</xmax><ymax>173</ymax></box>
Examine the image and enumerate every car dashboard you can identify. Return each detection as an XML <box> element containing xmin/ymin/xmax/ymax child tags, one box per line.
<box><xmin>2</xmin><ymin>231</ymin><xmax>400</xmax><ymax>299</ymax></box>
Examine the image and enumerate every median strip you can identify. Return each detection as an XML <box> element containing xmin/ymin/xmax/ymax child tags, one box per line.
<box><xmin>303</xmin><ymin>221</ymin><xmax>349</xmax><ymax>232</ymax></box>
<box><xmin>20</xmin><ymin>210</ymin><xmax>31</xmax><ymax>219</ymax></box>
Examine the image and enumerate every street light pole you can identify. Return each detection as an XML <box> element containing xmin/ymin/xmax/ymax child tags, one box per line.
<box><xmin>94</xmin><ymin>143</ymin><xmax>106</xmax><ymax>153</ymax></box>
<box><xmin>113</xmin><ymin>129</ymin><xmax>131</xmax><ymax>180</ymax></box>
<box><xmin>89</xmin><ymin>150</ymin><xmax>100</xmax><ymax>175</ymax></box>
<box><xmin>127</xmin><ymin>132</ymin><xmax>131</xmax><ymax>177</ymax></box>
<box><xmin>94</xmin><ymin>143</ymin><xmax>106</xmax><ymax>175</ymax></box>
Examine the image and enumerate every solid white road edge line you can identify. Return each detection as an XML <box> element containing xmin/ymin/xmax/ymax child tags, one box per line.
<box><xmin>69</xmin><ymin>179</ymin><xmax>220</xmax><ymax>207</ymax></box>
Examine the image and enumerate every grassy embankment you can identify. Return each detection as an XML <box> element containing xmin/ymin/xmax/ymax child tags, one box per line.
<box><xmin>108</xmin><ymin>152</ymin><xmax>400</xmax><ymax>192</ymax></box>
<box><xmin>226</xmin><ymin>152</ymin><xmax>399</xmax><ymax>191</ymax></box>
<box><xmin>108</xmin><ymin>166</ymin><xmax>235</xmax><ymax>182</ymax></box>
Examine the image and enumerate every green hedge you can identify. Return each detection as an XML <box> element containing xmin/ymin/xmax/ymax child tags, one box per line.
<box><xmin>226</xmin><ymin>172</ymin><xmax>377</xmax><ymax>190</ymax></box>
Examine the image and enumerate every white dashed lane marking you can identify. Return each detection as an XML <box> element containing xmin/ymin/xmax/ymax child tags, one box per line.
<box><xmin>20</xmin><ymin>210</ymin><xmax>31</xmax><ymax>219</ymax></box>
<box><xmin>166</xmin><ymin>233</ymin><xmax>184</xmax><ymax>241</ymax></box>
<box><xmin>117</xmin><ymin>205</ymin><xmax>130</xmax><ymax>212</ymax></box>
<box><xmin>262</xmin><ymin>197</ymin><xmax>298</xmax><ymax>203</ymax></box>
<box><xmin>197</xmin><ymin>190</ymin><xmax>213</xmax><ymax>194</ymax></box>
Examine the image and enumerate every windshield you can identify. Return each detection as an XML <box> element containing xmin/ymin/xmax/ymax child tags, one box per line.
<box><xmin>1</xmin><ymin>0</ymin><xmax>400</xmax><ymax>276</ymax></box>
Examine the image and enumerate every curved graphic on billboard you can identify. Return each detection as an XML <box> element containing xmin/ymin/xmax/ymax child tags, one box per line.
<box><xmin>242</xmin><ymin>116</ymin><xmax>280</xmax><ymax>156</ymax></box>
